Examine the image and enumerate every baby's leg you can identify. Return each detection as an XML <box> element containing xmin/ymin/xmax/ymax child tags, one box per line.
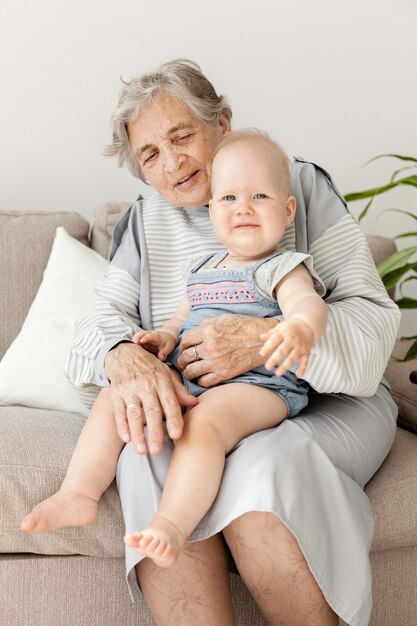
<box><xmin>21</xmin><ymin>387</ymin><xmax>123</xmax><ymax>533</ymax></box>
<box><xmin>125</xmin><ymin>383</ymin><xmax>287</xmax><ymax>567</ymax></box>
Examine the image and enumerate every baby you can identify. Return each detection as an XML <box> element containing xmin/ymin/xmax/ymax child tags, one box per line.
<box><xmin>22</xmin><ymin>130</ymin><xmax>327</xmax><ymax>569</ymax></box>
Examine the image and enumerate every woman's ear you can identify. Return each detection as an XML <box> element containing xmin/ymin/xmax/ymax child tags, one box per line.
<box><xmin>218</xmin><ymin>113</ymin><xmax>231</xmax><ymax>135</ymax></box>
<box><xmin>285</xmin><ymin>195</ymin><xmax>297</xmax><ymax>225</ymax></box>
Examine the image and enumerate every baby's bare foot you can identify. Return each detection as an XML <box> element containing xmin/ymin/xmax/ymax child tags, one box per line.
<box><xmin>124</xmin><ymin>516</ymin><xmax>185</xmax><ymax>568</ymax></box>
<box><xmin>21</xmin><ymin>489</ymin><xmax>98</xmax><ymax>533</ymax></box>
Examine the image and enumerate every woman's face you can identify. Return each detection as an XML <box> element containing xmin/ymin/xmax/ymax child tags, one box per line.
<box><xmin>127</xmin><ymin>91</ymin><xmax>230</xmax><ymax>208</ymax></box>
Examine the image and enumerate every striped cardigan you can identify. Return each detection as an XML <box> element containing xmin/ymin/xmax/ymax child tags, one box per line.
<box><xmin>65</xmin><ymin>158</ymin><xmax>401</xmax><ymax>407</ymax></box>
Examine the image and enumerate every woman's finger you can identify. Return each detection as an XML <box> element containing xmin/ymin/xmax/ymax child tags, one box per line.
<box><xmin>178</xmin><ymin>329</ymin><xmax>203</xmax><ymax>352</ymax></box>
<box><xmin>181</xmin><ymin>358</ymin><xmax>211</xmax><ymax>382</ymax></box>
<box><xmin>171</xmin><ymin>374</ymin><xmax>199</xmax><ymax>407</ymax></box>
<box><xmin>152</xmin><ymin>373</ymin><xmax>185</xmax><ymax>441</ymax></box>
<box><xmin>112</xmin><ymin>394</ymin><xmax>131</xmax><ymax>443</ymax></box>
<box><xmin>139</xmin><ymin>389</ymin><xmax>164</xmax><ymax>456</ymax></box>
<box><xmin>125</xmin><ymin>398</ymin><xmax>147</xmax><ymax>454</ymax></box>
<box><xmin>177</xmin><ymin>343</ymin><xmax>204</xmax><ymax>368</ymax></box>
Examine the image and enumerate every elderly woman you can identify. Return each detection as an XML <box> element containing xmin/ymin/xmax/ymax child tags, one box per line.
<box><xmin>66</xmin><ymin>60</ymin><xmax>400</xmax><ymax>626</ymax></box>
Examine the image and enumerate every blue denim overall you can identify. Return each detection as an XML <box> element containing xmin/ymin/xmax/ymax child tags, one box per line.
<box><xmin>170</xmin><ymin>252</ymin><xmax>309</xmax><ymax>418</ymax></box>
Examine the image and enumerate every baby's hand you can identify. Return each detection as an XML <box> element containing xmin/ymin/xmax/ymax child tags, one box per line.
<box><xmin>133</xmin><ymin>330</ymin><xmax>177</xmax><ymax>361</ymax></box>
<box><xmin>259</xmin><ymin>319</ymin><xmax>314</xmax><ymax>379</ymax></box>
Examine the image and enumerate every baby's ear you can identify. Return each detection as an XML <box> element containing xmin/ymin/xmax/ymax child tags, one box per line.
<box><xmin>286</xmin><ymin>195</ymin><xmax>297</xmax><ymax>224</ymax></box>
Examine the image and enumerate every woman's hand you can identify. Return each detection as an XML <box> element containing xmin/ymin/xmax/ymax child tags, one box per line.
<box><xmin>104</xmin><ymin>342</ymin><xmax>197</xmax><ymax>455</ymax></box>
<box><xmin>260</xmin><ymin>319</ymin><xmax>314</xmax><ymax>379</ymax></box>
<box><xmin>177</xmin><ymin>314</ymin><xmax>278</xmax><ymax>386</ymax></box>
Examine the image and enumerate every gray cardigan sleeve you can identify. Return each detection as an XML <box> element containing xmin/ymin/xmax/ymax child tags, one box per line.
<box><xmin>290</xmin><ymin>158</ymin><xmax>401</xmax><ymax>395</ymax></box>
<box><xmin>65</xmin><ymin>201</ymin><xmax>148</xmax><ymax>406</ymax></box>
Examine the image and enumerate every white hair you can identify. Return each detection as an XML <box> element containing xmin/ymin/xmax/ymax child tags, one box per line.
<box><xmin>104</xmin><ymin>59</ymin><xmax>232</xmax><ymax>181</ymax></box>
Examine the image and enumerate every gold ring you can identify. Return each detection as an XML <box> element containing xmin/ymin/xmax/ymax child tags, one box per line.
<box><xmin>192</xmin><ymin>345</ymin><xmax>201</xmax><ymax>361</ymax></box>
<box><xmin>126</xmin><ymin>404</ymin><xmax>140</xmax><ymax>410</ymax></box>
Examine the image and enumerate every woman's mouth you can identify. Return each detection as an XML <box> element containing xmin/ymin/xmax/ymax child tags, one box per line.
<box><xmin>176</xmin><ymin>171</ymin><xmax>199</xmax><ymax>187</ymax></box>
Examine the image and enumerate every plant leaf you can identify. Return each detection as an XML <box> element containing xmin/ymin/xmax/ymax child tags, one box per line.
<box><xmin>345</xmin><ymin>175</ymin><xmax>417</xmax><ymax>203</ymax></box>
<box><xmin>403</xmin><ymin>175</ymin><xmax>417</xmax><ymax>188</ymax></box>
<box><xmin>395</xmin><ymin>232</ymin><xmax>417</xmax><ymax>239</ymax></box>
<box><xmin>399</xmin><ymin>275</ymin><xmax>417</xmax><ymax>297</ymax></box>
<box><xmin>377</xmin><ymin>248</ymin><xmax>417</xmax><ymax>278</ymax></box>
<box><xmin>395</xmin><ymin>337</ymin><xmax>417</xmax><ymax>361</ymax></box>
<box><xmin>400</xmin><ymin>335</ymin><xmax>417</xmax><ymax>341</ymax></box>
<box><xmin>345</xmin><ymin>182</ymin><xmax>401</xmax><ymax>203</ymax></box>
<box><xmin>395</xmin><ymin>297</ymin><xmax>417</xmax><ymax>309</ymax></box>
<box><xmin>358</xmin><ymin>197</ymin><xmax>374</xmax><ymax>222</ymax></box>
<box><xmin>367</xmin><ymin>154</ymin><xmax>417</xmax><ymax>165</ymax></box>
<box><xmin>382</xmin><ymin>267</ymin><xmax>412</xmax><ymax>289</ymax></box>
<box><xmin>391</xmin><ymin>165</ymin><xmax>417</xmax><ymax>182</ymax></box>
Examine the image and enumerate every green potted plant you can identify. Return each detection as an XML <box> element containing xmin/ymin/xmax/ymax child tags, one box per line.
<box><xmin>344</xmin><ymin>154</ymin><xmax>417</xmax><ymax>361</ymax></box>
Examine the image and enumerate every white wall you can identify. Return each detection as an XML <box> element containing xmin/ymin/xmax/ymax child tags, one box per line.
<box><xmin>1</xmin><ymin>0</ymin><xmax>416</xmax><ymax>333</ymax></box>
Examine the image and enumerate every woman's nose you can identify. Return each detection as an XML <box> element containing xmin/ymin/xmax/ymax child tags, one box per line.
<box><xmin>163</xmin><ymin>146</ymin><xmax>185</xmax><ymax>173</ymax></box>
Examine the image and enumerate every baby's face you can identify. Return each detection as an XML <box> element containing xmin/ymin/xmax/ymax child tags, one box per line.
<box><xmin>209</xmin><ymin>140</ymin><xmax>295</xmax><ymax>261</ymax></box>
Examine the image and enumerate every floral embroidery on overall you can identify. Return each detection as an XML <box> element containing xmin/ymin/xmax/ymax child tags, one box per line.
<box><xmin>187</xmin><ymin>281</ymin><xmax>257</xmax><ymax>306</ymax></box>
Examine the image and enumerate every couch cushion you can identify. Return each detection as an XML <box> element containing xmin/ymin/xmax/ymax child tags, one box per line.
<box><xmin>367</xmin><ymin>427</ymin><xmax>417</xmax><ymax>552</ymax></box>
<box><xmin>384</xmin><ymin>339</ymin><xmax>417</xmax><ymax>433</ymax></box>
<box><xmin>0</xmin><ymin>406</ymin><xmax>125</xmax><ymax>558</ymax></box>
<box><xmin>90</xmin><ymin>201</ymin><xmax>131</xmax><ymax>259</ymax></box>
<box><xmin>2</xmin><ymin>404</ymin><xmax>415</xmax><ymax>560</ymax></box>
<box><xmin>0</xmin><ymin>211</ymin><xmax>89</xmax><ymax>359</ymax></box>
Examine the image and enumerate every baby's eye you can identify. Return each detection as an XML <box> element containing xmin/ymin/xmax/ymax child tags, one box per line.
<box><xmin>254</xmin><ymin>193</ymin><xmax>267</xmax><ymax>199</ymax></box>
<box><xmin>223</xmin><ymin>194</ymin><xmax>236</xmax><ymax>201</ymax></box>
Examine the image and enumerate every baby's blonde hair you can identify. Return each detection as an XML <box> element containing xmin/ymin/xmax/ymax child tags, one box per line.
<box><xmin>212</xmin><ymin>129</ymin><xmax>291</xmax><ymax>197</ymax></box>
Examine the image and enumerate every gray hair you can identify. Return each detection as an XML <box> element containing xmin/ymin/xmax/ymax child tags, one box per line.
<box><xmin>104</xmin><ymin>59</ymin><xmax>233</xmax><ymax>181</ymax></box>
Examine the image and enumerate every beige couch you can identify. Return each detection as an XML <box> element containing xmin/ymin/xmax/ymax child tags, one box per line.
<box><xmin>0</xmin><ymin>203</ymin><xmax>416</xmax><ymax>626</ymax></box>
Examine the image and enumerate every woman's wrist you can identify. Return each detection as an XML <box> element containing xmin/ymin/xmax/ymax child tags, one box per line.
<box><xmin>104</xmin><ymin>341</ymin><xmax>140</xmax><ymax>381</ymax></box>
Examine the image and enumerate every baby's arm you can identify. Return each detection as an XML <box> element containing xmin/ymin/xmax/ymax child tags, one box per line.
<box><xmin>133</xmin><ymin>296</ymin><xmax>190</xmax><ymax>361</ymax></box>
<box><xmin>260</xmin><ymin>264</ymin><xmax>328</xmax><ymax>378</ymax></box>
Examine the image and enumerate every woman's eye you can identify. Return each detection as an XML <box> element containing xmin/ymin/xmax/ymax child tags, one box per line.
<box><xmin>143</xmin><ymin>152</ymin><xmax>157</xmax><ymax>165</ymax></box>
<box><xmin>223</xmin><ymin>195</ymin><xmax>236</xmax><ymax>201</ymax></box>
<box><xmin>176</xmin><ymin>133</ymin><xmax>192</xmax><ymax>143</ymax></box>
<box><xmin>254</xmin><ymin>193</ymin><xmax>267</xmax><ymax>199</ymax></box>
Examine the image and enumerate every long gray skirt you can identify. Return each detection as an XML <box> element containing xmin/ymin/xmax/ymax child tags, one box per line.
<box><xmin>116</xmin><ymin>381</ymin><xmax>397</xmax><ymax>626</ymax></box>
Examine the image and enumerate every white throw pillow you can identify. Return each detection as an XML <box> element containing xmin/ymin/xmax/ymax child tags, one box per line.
<box><xmin>0</xmin><ymin>227</ymin><xmax>108</xmax><ymax>415</ymax></box>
